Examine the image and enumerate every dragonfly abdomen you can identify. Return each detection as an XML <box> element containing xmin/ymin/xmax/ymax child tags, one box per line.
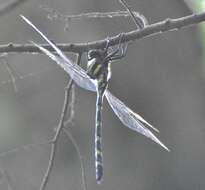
<box><xmin>95</xmin><ymin>87</ymin><xmax>105</xmax><ymax>184</ymax></box>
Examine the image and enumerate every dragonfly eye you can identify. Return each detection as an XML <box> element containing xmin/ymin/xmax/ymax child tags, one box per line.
<box><xmin>88</xmin><ymin>50</ymin><xmax>99</xmax><ymax>60</ymax></box>
<box><xmin>88</xmin><ymin>49</ymin><xmax>107</xmax><ymax>60</ymax></box>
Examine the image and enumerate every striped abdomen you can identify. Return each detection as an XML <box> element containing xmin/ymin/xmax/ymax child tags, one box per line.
<box><xmin>95</xmin><ymin>88</ymin><xmax>104</xmax><ymax>183</ymax></box>
<box><xmin>87</xmin><ymin>54</ymin><xmax>109</xmax><ymax>183</ymax></box>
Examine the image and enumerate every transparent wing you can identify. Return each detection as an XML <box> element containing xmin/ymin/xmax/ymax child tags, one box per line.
<box><xmin>21</xmin><ymin>15</ymin><xmax>71</xmax><ymax>65</ymax></box>
<box><xmin>21</xmin><ymin>15</ymin><xmax>96</xmax><ymax>92</ymax></box>
<box><xmin>31</xmin><ymin>41</ymin><xmax>96</xmax><ymax>92</ymax></box>
<box><xmin>105</xmin><ymin>90</ymin><xmax>169</xmax><ymax>151</ymax></box>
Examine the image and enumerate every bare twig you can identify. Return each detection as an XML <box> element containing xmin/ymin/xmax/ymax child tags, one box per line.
<box><xmin>1</xmin><ymin>12</ymin><xmax>205</xmax><ymax>54</ymax></box>
<box><xmin>61</xmin><ymin>87</ymin><xmax>76</xmax><ymax>127</ymax></box>
<box><xmin>63</xmin><ymin>128</ymin><xmax>87</xmax><ymax>190</ymax></box>
<box><xmin>68</xmin><ymin>83</ymin><xmax>75</xmax><ymax>124</ymax></box>
<box><xmin>119</xmin><ymin>0</ymin><xmax>147</xmax><ymax>29</ymax></box>
<box><xmin>39</xmin><ymin>53</ymin><xmax>82</xmax><ymax>190</ymax></box>
<box><xmin>64</xmin><ymin>54</ymin><xmax>80</xmax><ymax>126</ymax></box>
<box><xmin>40</xmin><ymin>4</ymin><xmax>143</xmax><ymax>21</ymax></box>
<box><xmin>39</xmin><ymin>81</ymin><xmax>73</xmax><ymax>190</ymax></box>
<box><xmin>0</xmin><ymin>55</ymin><xmax>18</xmax><ymax>92</ymax></box>
<box><xmin>62</xmin><ymin>53</ymin><xmax>87</xmax><ymax>190</ymax></box>
<box><xmin>0</xmin><ymin>0</ymin><xmax>28</xmax><ymax>17</ymax></box>
<box><xmin>3</xmin><ymin>60</ymin><xmax>18</xmax><ymax>92</ymax></box>
<box><xmin>40</xmin><ymin>5</ymin><xmax>149</xmax><ymax>31</ymax></box>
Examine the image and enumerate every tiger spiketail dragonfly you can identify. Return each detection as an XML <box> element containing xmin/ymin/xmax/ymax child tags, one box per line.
<box><xmin>21</xmin><ymin>15</ymin><xmax>169</xmax><ymax>184</ymax></box>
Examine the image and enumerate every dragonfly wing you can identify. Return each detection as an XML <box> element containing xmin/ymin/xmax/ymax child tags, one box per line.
<box><xmin>21</xmin><ymin>15</ymin><xmax>97</xmax><ymax>91</ymax></box>
<box><xmin>105</xmin><ymin>90</ymin><xmax>169</xmax><ymax>151</ymax></box>
<box><xmin>31</xmin><ymin>41</ymin><xmax>96</xmax><ymax>92</ymax></box>
<box><xmin>21</xmin><ymin>15</ymin><xmax>71</xmax><ymax>65</ymax></box>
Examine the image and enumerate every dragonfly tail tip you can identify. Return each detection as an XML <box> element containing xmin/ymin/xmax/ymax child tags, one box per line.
<box><xmin>97</xmin><ymin>179</ymin><xmax>103</xmax><ymax>185</ymax></box>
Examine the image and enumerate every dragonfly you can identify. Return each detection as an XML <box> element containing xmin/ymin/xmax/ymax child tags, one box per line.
<box><xmin>21</xmin><ymin>15</ymin><xmax>169</xmax><ymax>184</ymax></box>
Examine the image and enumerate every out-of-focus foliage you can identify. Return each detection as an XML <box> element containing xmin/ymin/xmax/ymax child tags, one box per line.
<box><xmin>184</xmin><ymin>0</ymin><xmax>205</xmax><ymax>70</ymax></box>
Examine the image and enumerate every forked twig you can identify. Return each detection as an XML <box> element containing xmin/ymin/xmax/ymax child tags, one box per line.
<box><xmin>39</xmin><ymin>79</ymin><xmax>73</xmax><ymax>190</ymax></box>
<box><xmin>39</xmin><ymin>53</ymin><xmax>82</xmax><ymax>190</ymax></box>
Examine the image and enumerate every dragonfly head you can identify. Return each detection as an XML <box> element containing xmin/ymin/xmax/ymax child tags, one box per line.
<box><xmin>88</xmin><ymin>49</ymin><xmax>108</xmax><ymax>61</ymax></box>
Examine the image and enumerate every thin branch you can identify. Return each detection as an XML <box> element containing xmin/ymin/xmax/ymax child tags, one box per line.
<box><xmin>40</xmin><ymin>4</ymin><xmax>142</xmax><ymax>21</ymax></box>
<box><xmin>3</xmin><ymin>60</ymin><xmax>18</xmax><ymax>92</ymax></box>
<box><xmin>61</xmin><ymin>54</ymin><xmax>87</xmax><ymax>190</ymax></box>
<box><xmin>1</xmin><ymin>12</ymin><xmax>205</xmax><ymax>54</ymax></box>
<box><xmin>67</xmin><ymin>83</ymin><xmax>75</xmax><ymax>124</ymax></box>
<box><xmin>39</xmin><ymin>53</ymin><xmax>82</xmax><ymax>190</ymax></box>
<box><xmin>0</xmin><ymin>55</ymin><xmax>18</xmax><ymax>92</ymax></box>
<box><xmin>0</xmin><ymin>0</ymin><xmax>28</xmax><ymax>17</ymax></box>
<box><xmin>119</xmin><ymin>0</ymin><xmax>147</xmax><ymax>29</ymax></box>
<box><xmin>63</xmin><ymin>128</ymin><xmax>87</xmax><ymax>190</ymax></box>
<box><xmin>39</xmin><ymin>81</ymin><xmax>73</xmax><ymax>190</ymax></box>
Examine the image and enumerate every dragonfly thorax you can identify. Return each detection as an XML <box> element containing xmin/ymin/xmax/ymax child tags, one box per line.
<box><xmin>87</xmin><ymin>49</ymin><xmax>111</xmax><ymax>82</ymax></box>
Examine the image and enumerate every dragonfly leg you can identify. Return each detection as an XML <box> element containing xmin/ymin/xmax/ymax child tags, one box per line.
<box><xmin>110</xmin><ymin>33</ymin><xmax>128</xmax><ymax>60</ymax></box>
<box><xmin>104</xmin><ymin>37</ymin><xmax>111</xmax><ymax>52</ymax></box>
<box><xmin>104</xmin><ymin>33</ymin><xmax>128</xmax><ymax>62</ymax></box>
<box><xmin>109</xmin><ymin>43</ymin><xmax>128</xmax><ymax>61</ymax></box>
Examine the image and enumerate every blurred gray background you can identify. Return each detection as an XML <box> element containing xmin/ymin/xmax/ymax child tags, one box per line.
<box><xmin>0</xmin><ymin>0</ymin><xmax>203</xmax><ymax>189</ymax></box>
